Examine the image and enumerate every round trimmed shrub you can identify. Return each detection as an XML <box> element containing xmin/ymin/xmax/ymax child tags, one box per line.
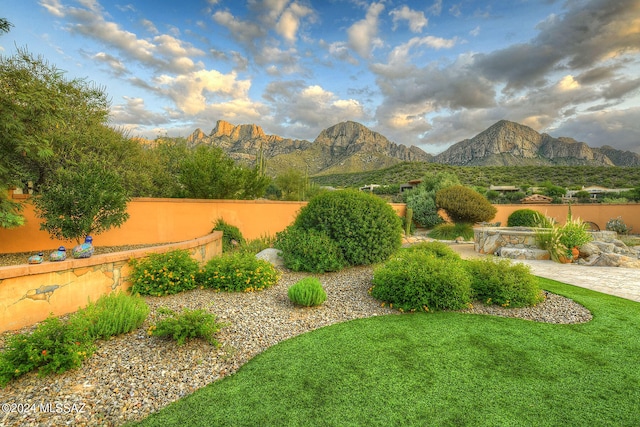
<box><xmin>403</xmin><ymin>241</ymin><xmax>461</xmax><ymax>260</ymax></box>
<box><xmin>465</xmin><ymin>258</ymin><xmax>544</xmax><ymax>307</ymax></box>
<box><xmin>293</xmin><ymin>190</ymin><xmax>403</xmax><ymax>266</ymax></box>
<box><xmin>288</xmin><ymin>277</ymin><xmax>327</xmax><ymax>307</ymax></box>
<box><xmin>405</xmin><ymin>190</ymin><xmax>443</xmax><ymax>228</ymax></box>
<box><xmin>129</xmin><ymin>249</ymin><xmax>199</xmax><ymax>296</ymax></box>
<box><xmin>370</xmin><ymin>251</ymin><xmax>472</xmax><ymax>312</ymax></box>
<box><xmin>198</xmin><ymin>252</ymin><xmax>280</xmax><ymax>292</ymax></box>
<box><xmin>507</xmin><ymin>209</ymin><xmax>543</xmax><ymax>227</ymax></box>
<box><xmin>435</xmin><ymin>185</ymin><xmax>497</xmax><ymax>224</ymax></box>
<box><xmin>274</xmin><ymin>226</ymin><xmax>346</xmax><ymax>273</ymax></box>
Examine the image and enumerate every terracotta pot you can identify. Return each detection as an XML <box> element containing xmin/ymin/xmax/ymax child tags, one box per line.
<box><xmin>571</xmin><ymin>246</ymin><xmax>580</xmax><ymax>260</ymax></box>
<box><xmin>558</xmin><ymin>254</ymin><xmax>572</xmax><ymax>264</ymax></box>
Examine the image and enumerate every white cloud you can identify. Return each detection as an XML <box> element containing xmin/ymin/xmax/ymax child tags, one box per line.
<box><xmin>275</xmin><ymin>3</ymin><xmax>313</xmax><ymax>43</ymax></box>
<box><xmin>347</xmin><ymin>2</ymin><xmax>385</xmax><ymax>58</ymax></box>
<box><xmin>390</xmin><ymin>6</ymin><xmax>428</xmax><ymax>33</ymax></box>
<box><xmin>39</xmin><ymin>0</ymin><xmax>65</xmax><ymax>17</ymax></box>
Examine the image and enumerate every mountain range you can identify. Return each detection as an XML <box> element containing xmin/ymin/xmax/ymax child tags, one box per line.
<box><xmin>185</xmin><ymin>119</ymin><xmax>640</xmax><ymax>176</ymax></box>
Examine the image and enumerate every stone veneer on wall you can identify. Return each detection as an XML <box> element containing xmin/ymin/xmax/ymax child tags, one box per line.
<box><xmin>0</xmin><ymin>232</ymin><xmax>222</xmax><ymax>333</ymax></box>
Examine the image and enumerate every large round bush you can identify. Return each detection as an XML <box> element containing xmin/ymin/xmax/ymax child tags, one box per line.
<box><xmin>293</xmin><ymin>190</ymin><xmax>402</xmax><ymax>266</ymax></box>
<box><xmin>507</xmin><ymin>209</ymin><xmax>543</xmax><ymax>227</ymax></box>
<box><xmin>274</xmin><ymin>226</ymin><xmax>346</xmax><ymax>273</ymax></box>
<box><xmin>435</xmin><ymin>185</ymin><xmax>497</xmax><ymax>224</ymax></box>
<box><xmin>371</xmin><ymin>251</ymin><xmax>472</xmax><ymax>312</ymax></box>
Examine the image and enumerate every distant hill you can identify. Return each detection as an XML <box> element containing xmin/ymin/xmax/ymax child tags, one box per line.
<box><xmin>176</xmin><ymin>119</ymin><xmax>639</xmax><ymax>175</ymax></box>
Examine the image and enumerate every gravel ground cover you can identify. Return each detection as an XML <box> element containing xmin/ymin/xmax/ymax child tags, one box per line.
<box><xmin>0</xmin><ymin>254</ymin><xmax>591</xmax><ymax>427</ymax></box>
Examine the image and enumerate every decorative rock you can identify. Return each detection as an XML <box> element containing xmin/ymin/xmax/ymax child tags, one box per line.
<box><xmin>255</xmin><ymin>248</ymin><xmax>284</xmax><ymax>267</ymax></box>
<box><xmin>73</xmin><ymin>236</ymin><xmax>94</xmax><ymax>259</ymax></box>
<box><xmin>28</xmin><ymin>252</ymin><xmax>44</xmax><ymax>264</ymax></box>
<box><xmin>49</xmin><ymin>246</ymin><xmax>67</xmax><ymax>261</ymax></box>
<box><xmin>499</xmin><ymin>247</ymin><xmax>550</xmax><ymax>261</ymax></box>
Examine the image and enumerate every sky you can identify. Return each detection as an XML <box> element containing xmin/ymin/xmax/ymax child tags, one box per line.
<box><xmin>2</xmin><ymin>0</ymin><xmax>640</xmax><ymax>154</ymax></box>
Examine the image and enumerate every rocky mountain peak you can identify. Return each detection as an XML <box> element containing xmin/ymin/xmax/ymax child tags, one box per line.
<box><xmin>211</xmin><ymin>120</ymin><xmax>266</xmax><ymax>140</ymax></box>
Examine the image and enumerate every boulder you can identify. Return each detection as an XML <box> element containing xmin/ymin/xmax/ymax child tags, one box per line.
<box><xmin>255</xmin><ymin>248</ymin><xmax>284</xmax><ymax>267</ymax></box>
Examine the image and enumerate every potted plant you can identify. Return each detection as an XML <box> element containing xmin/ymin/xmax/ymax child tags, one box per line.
<box><xmin>535</xmin><ymin>215</ymin><xmax>592</xmax><ymax>263</ymax></box>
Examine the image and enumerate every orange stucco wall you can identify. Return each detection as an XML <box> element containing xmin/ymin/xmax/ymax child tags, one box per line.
<box><xmin>0</xmin><ymin>232</ymin><xmax>222</xmax><ymax>333</ymax></box>
<box><xmin>0</xmin><ymin>198</ymin><xmax>406</xmax><ymax>254</ymax></box>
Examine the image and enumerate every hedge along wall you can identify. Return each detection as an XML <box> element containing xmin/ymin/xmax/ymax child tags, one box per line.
<box><xmin>0</xmin><ymin>232</ymin><xmax>222</xmax><ymax>333</ymax></box>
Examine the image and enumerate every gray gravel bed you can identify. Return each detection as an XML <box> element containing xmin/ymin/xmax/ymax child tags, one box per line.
<box><xmin>0</xmin><ymin>266</ymin><xmax>591</xmax><ymax>427</ymax></box>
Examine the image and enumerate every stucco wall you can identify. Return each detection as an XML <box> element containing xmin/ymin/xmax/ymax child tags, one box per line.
<box><xmin>0</xmin><ymin>232</ymin><xmax>222</xmax><ymax>333</ymax></box>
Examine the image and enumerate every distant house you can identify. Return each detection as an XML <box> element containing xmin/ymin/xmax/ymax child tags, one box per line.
<box><xmin>400</xmin><ymin>179</ymin><xmax>422</xmax><ymax>192</ymax></box>
<box><xmin>521</xmin><ymin>194</ymin><xmax>553</xmax><ymax>204</ymax></box>
<box><xmin>564</xmin><ymin>185</ymin><xmax>632</xmax><ymax>200</ymax></box>
<box><xmin>489</xmin><ymin>185</ymin><xmax>521</xmax><ymax>194</ymax></box>
<box><xmin>359</xmin><ymin>184</ymin><xmax>380</xmax><ymax>192</ymax></box>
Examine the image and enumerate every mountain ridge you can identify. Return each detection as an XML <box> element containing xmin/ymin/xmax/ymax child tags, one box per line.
<box><xmin>183</xmin><ymin>119</ymin><xmax>640</xmax><ymax>175</ymax></box>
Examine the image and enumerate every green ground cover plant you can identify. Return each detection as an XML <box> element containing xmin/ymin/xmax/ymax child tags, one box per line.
<box><xmin>427</xmin><ymin>222</ymin><xmax>474</xmax><ymax>240</ymax></box>
<box><xmin>198</xmin><ymin>252</ymin><xmax>280</xmax><ymax>292</ymax></box>
<box><xmin>131</xmin><ymin>278</ymin><xmax>640</xmax><ymax>427</ymax></box>
<box><xmin>212</xmin><ymin>218</ymin><xmax>246</xmax><ymax>252</ymax></box>
<box><xmin>150</xmin><ymin>307</ymin><xmax>225</xmax><ymax>346</ymax></box>
<box><xmin>287</xmin><ymin>277</ymin><xmax>327</xmax><ymax>307</ymax></box>
<box><xmin>129</xmin><ymin>250</ymin><xmax>199</xmax><ymax>296</ymax></box>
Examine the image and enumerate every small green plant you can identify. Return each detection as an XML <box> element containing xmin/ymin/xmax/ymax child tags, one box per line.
<box><xmin>507</xmin><ymin>209</ymin><xmax>545</xmax><ymax>227</ymax></box>
<box><xmin>237</xmin><ymin>234</ymin><xmax>276</xmax><ymax>255</ymax></box>
<box><xmin>288</xmin><ymin>277</ymin><xmax>327</xmax><ymax>307</ymax></box>
<box><xmin>69</xmin><ymin>292</ymin><xmax>149</xmax><ymax>340</ymax></box>
<box><xmin>606</xmin><ymin>217</ymin><xmax>631</xmax><ymax>235</ymax></box>
<box><xmin>535</xmin><ymin>215</ymin><xmax>592</xmax><ymax>261</ymax></box>
<box><xmin>129</xmin><ymin>249</ymin><xmax>199</xmax><ymax>296</ymax></box>
<box><xmin>465</xmin><ymin>258</ymin><xmax>544</xmax><ymax>307</ymax></box>
<box><xmin>427</xmin><ymin>222</ymin><xmax>474</xmax><ymax>240</ymax></box>
<box><xmin>370</xmin><ymin>250</ymin><xmax>472</xmax><ymax>312</ymax></box>
<box><xmin>404</xmin><ymin>207</ymin><xmax>414</xmax><ymax>236</ymax></box>
<box><xmin>212</xmin><ymin>218</ymin><xmax>246</xmax><ymax>252</ymax></box>
<box><xmin>0</xmin><ymin>316</ymin><xmax>95</xmax><ymax>387</ymax></box>
<box><xmin>435</xmin><ymin>185</ymin><xmax>497</xmax><ymax>224</ymax></box>
<box><xmin>150</xmin><ymin>307</ymin><xmax>225</xmax><ymax>346</ymax></box>
<box><xmin>198</xmin><ymin>252</ymin><xmax>280</xmax><ymax>292</ymax></box>
<box><xmin>274</xmin><ymin>226</ymin><xmax>346</xmax><ymax>273</ymax></box>
<box><xmin>535</xmin><ymin>225</ymin><xmax>566</xmax><ymax>262</ymax></box>
<box><xmin>559</xmin><ymin>217</ymin><xmax>593</xmax><ymax>255</ymax></box>
<box><xmin>405</xmin><ymin>189</ymin><xmax>443</xmax><ymax>229</ymax></box>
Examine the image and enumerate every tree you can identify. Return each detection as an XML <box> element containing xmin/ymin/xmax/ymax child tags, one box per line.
<box><xmin>275</xmin><ymin>169</ymin><xmax>307</xmax><ymax>200</ymax></box>
<box><xmin>0</xmin><ymin>48</ymin><xmax>116</xmax><ymax>227</ymax></box>
<box><xmin>0</xmin><ymin>18</ymin><xmax>12</xmax><ymax>34</ymax></box>
<box><xmin>179</xmin><ymin>145</ymin><xmax>269</xmax><ymax>199</ymax></box>
<box><xmin>33</xmin><ymin>163</ymin><xmax>130</xmax><ymax>243</ymax></box>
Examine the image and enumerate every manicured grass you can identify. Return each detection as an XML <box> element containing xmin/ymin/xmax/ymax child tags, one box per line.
<box><xmin>131</xmin><ymin>278</ymin><xmax>640</xmax><ymax>426</ymax></box>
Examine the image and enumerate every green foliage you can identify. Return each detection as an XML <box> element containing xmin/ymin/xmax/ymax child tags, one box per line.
<box><xmin>198</xmin><ymin>252</ymin><xmax>280</xmax><ymax>292</ymax></box>
<box><xmin>129</xmin><ymin>250</ymin><xmax>199</xmax><ymax>296</ymax></box>
<box><xmin>212</xmin><ymin>218</ymin><xmax>246</xmax><ymax>252</ymax></box>
<box><xmin>606</xmin><ymin>216</ymin><xmax>631</xmax><ymax>234</ymax></box>
<box><xmin>535</xmin><ymin>215</ymin><xmax>592</xmax><ymax>261</ymax></box>
<box><xmin>293</xmin><ymin>190</ymin><xmax>402</xmax><ymax>266</ymax></box>
<box><xmin>419</xmin><ymin>171</ymin><xmax>461</xmax><ymax>192</ymax></box>
<box><xmin>559</xmin><ymin>217</ymin><xmax>593</xmax><ymax>252</ymax></box>
<box><xmin>535</xmin><ymin>226</ymin><xmax>566</xmax><ymax>262</ymax></box>
<box><xmin>0</xmin><ymin>316</ymin><xmax>94</xmax><ymax>387</ymax></box>
<box><xmin>274</xmin><ymin>226</ymin><xmax>346</xmax><ymax>273</ymax></box>
<box><xmin>402</xmin><ymin>241</ymin><xmax>461</xmax><ymax>260</ymax></box>
<box><xmin>435</xmin><ymin>185</ymin><xmax>497</xmax><ymax>224</ymax></box>
<box><xmin>33</xmin><ymin>162</ymin><xmax>130</xmax><ymax>242</ymax></box>
<box><xmin>288</xmin><ymin>277</ymin><xmax>327</xmax><ymax>307</ymax></box>
<box><xmin>274</xmin><ymin>169</ymin><xmax>308</xmax><ymax>200</ymax></box>
<box><xmin>507</xmin><ymin>209</ymin><xmax>545</xmax><ymax>227</ymax></box>
<box><xmin>404</xmin><ymin>207</ymin><xmax>414</xmax><ymax>236</ymax></box>
<box><xmin>465</xmin><ymin>259</ymin><xmax>544</xmax><ymax>307</ymax></box>
<box><xmin>151</xmin><ymin>307</ymin><xmax>224</xmax><ymax>346</ymax></box>
<box><xmin>69</xmin><ymin>292</ymin><xmax>149</xmax><ymax>341</ymax></box>
<box><xmin>0</xmin><ymin>18</ymin><xmax>13</xmax><ymax>34</ymax></box>
<box><xmin>236</xmin><ymin>234</ymin><xmax>277</xmax><ymax>255</ymax></box>
<box><xmin>427</xmin><ymin>223</ymin><xmax>474</xmax><ymax>240</ymax></box>
<box><xmin>405</xmin><ymin>189</ymin><xmax>443</xmax><ymax>228</ymax></box>
<box><xmin>370</xmin><ymin>250</ymin><xmax>472</xmax><ymax>312</ymax></box>
<box><xmin>179</xmin><ymin>145</ymin><xmax>269</xmax><ymax>199</ymax></box>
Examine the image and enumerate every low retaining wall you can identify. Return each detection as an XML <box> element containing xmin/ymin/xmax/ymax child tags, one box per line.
<box><xmin>0</xmin><ymin>232</ymin><xmax>222</xmax><ymax>333</ymax></box>
<box><xmin>474</xmin><ymin>227</ymin><xmax>540</xmax><ymax>254</ymax></box>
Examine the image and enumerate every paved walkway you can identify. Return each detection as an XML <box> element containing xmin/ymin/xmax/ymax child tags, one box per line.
<box><xmin>449</xmin><ymin>243</ymin><xmax>640</xmax><ymax>303</ymax></box>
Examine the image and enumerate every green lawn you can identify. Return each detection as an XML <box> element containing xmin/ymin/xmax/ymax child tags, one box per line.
<box><xmin>131</xmin><ymin>278</ymin><xmax>640</xmax><ymax>426</ymax></box>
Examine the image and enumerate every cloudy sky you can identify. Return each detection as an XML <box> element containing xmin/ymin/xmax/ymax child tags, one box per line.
<box><xmin>3</xmin><ymin>0</ymin><xmax>640</xmax><ymax>154</ymax></box>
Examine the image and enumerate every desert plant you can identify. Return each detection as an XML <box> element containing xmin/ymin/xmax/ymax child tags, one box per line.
<box><xmin>559</xmin><ymin>217</ymin><xmax>593</xmax><ymax>254</ymax></box>
<box><xmin>435</xmin><ymin>185</ymin><xmax>497</xmax><ymax>224</ymax></box>
<box><xmin>370</xmin><ymin>251</ymin><xmax>472</xmax><ymax>312</ymax></box>
<box><xmin>535</xmin><ymin>215</ymin><xmax>592</xmax><ymax>261</ymax></box>
<box><xmin>507</xmin><ymin>209</ymin><xmax>545</xmax><ymax>227</ymax></box>
<box><xmin>465</xmin><ymin>258</ymin><xmax>544</xmax><ymax>307</ymax></box>
<box><xmin>427</xmin><ymin>222</ymin><xmax>474</xmax><ymax>241</ymax></box>
<box><xmin>293</xmin><ymin>190</ymin><xmax>403</xmax><ymax>266</ymax></box>
<box><xmin>69</xmin><ymin>292</ymin><xmax>149</xmax><ymax>341</ymax></box>
<box><xmin>403</xmin><ymin>241</ymin><xmax>461</xmax><ymax>260</ymax></box>
<box><xmin>129</xmin><ymin>249</ymin><xmax>199</xmax><ymax>296</ymax></box>
<box><xmin>274</xmin><ymin>226</ymin><xmax>346</xmax><ymax>273</ymax></box>
<box><xmin>150</xmin><ymin>307</ymin><xmax>225</xmax><ymax>346</ymax></box>
<box><xmin>405</xmin><ymin>189</ymin><xmax>443</xmax><ymax>229</ymax></box>
<box><xmin>237</xmin><ymin>234</ymin><xmax>277</xmax><ymax>255</ymax></box>
<box><xmin>535</xmin><ymin>225</ymin><xmax>566</xmax><ymax>262</ymax></box>
<box><xmin>404</xmin><ymin>207</ymin><xmax>414</xmax><ymax>236</ymax></box>
<box><xmin>198</xmin><ymin>252</ymin><xmax>280</xmax><ymax>292</ymax></box>
<box><xmin>288</xmin><ymin>277</ymin><xmax>327</xmax><ymax>307</ymax></box>
<box><xmin>212</xmin><ymin>218</ymin><xmax>246</xmax><ymax>252</ymax></box>
<box><xmin>0</xmin><ymin>316</ymin><xmax>94</xmax><ymax>386</ymax></box>
<box><xmin>606</xmin><ymin>217</ymin><xmax>631</xmax><ymax>235</ymax></box>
